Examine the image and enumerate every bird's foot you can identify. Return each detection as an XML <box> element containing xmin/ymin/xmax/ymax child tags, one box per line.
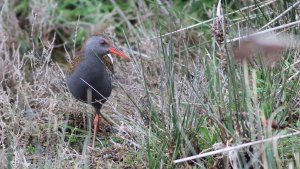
<box><xmin>92</xmin><ymin>113</ymin><xmax>115</xmax><ymax>148</ymax></box>
<box><xmin>100</xmin><ymin>124</ymin><xmax>115</xmax><ymax>133</ymax></box>
<box><xmin>98</xmin><ymin>114</ymin><xmax>115</xmax><ymax>133</ymax></box>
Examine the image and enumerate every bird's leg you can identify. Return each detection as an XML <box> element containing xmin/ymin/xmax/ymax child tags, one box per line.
<box><xmin>92</xmin><ymin>113</ymin><xmax>100</xmax><ymax>148</ymax></box>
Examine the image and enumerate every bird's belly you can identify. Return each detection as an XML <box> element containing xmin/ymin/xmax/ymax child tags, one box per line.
<box><xmin>91</xmin><ymin>77</ymin><xmax>112</xmax><ymax>102</ymax></box>
<box><xmin>67</xmin><ymin>72</ymin><xmax>112</xmax><ymax>104</ymax></box>
<box><xmin>67</xmin><ymin>57</ymin><xmax>113</xmax><ymax>110</ymax></box>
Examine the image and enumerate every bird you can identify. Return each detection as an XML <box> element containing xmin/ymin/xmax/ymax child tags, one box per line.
<box><xmin>66</xmin><ymin>34</ymin><xmax>130</xmax><ymax>148</ymax></box>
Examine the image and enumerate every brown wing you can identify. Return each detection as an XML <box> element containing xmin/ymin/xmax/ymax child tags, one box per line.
<box><xmin>68</xmin><ymin>51</ymin><xmax>83</xmax><ymax>74</ymax></box>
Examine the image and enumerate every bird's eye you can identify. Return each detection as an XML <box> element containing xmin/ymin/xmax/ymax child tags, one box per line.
<box><xmin>100</xmin><ymin>39</ymin><xmax>106</xmax><ymax>45</ymax></box>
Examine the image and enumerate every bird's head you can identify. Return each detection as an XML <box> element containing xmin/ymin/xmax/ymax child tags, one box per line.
<box><xmin>84</xmin><ymin>35</ymin><xmax>130</xmax><ymax>61</ymax></box>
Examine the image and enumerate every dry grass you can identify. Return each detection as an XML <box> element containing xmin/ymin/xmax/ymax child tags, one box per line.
<box><xmin>0</xmin><ymin>0</ymin><xmax>152</xmax><ymax>168</ymax></box>
<box><xmin>0</xmin><ymin>18</ymin><xmax>146</xmax><ymax>169</ymax></box>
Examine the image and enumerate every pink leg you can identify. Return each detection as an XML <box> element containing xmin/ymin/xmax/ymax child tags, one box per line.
<box><xmin>92</xmin><ymin>113</ymin><xmax>100</xmax><ymax>148</ymax></box>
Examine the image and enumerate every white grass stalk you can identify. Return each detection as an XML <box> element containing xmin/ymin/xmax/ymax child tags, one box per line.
<box><xmin>153</xmin><ymin>0</ymin><xmax>276</xmax><ymax>39</ymax></box>
<box><xmin>174</xmin><ymin>131</ymin><xmax>300</xmax><ymax>164</ymax></box>
<box><xmin>259</xmin><ymin>1</ymin><xmax>300</xmax><ymax>31</ymax></box>
<box><xmin>227</xmin><ymin>20</ymin><xmax>300</xmax><ymax>43</ymax></box>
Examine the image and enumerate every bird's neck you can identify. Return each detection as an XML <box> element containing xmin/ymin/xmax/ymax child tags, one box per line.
<box><xmin>84</xmin><ymin>49</ymin><xmax>99</xmax><ymax>59</ymax></box>
<box><xmin>83</xmin><ymin>49</ymin><xmax>114</xmax><ymax>74</ymax></box>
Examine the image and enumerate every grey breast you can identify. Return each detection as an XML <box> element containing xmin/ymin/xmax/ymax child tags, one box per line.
<box><xmin>67</xmin><ymin>56</ymin><xmax>112</xmax><ymax>104</ymax></box>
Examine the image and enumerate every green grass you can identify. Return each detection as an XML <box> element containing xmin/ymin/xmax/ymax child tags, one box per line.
<box><xmin>0</xmin><ymin>0</ymin><xmax>300</xmax><ymax>168</ymax></box>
